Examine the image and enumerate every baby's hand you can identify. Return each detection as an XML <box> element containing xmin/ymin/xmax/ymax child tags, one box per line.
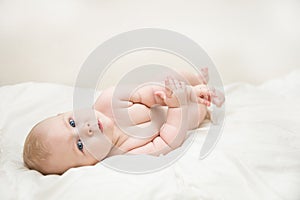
<box><xmin>192</xmin><ymin>85</ymin><xmax>225</xmax><ymax>107</ymax></box>
<box><xmin>192</xmin><ymin>84</ymin><xmax>212</xmax><ymax>106</ymax></box>
<box><xmin>154</xmin><ymin>77</ymin><xmax>188</xmax><ymax>108</ymax></box>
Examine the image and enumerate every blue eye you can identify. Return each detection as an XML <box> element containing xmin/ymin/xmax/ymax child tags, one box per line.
<box><xmin>77</xmin><ymin>139</ymin><xmax>84</xmax><ymax>151</ymax></box>
<box><xmin>69</xmin><ymin>119</ymin><xmax>76</xmax><ymax>127</ymax></box>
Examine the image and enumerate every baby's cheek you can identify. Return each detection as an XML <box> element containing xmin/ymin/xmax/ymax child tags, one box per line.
<box><xmin>82</xmin><ymin>135</ymin><xmax>112</xmax><ymax>161</ymax></box>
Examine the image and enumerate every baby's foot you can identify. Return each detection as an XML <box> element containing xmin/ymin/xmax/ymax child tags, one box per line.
<box><xmin>210</xmin><ymin>87</ymin><xmax>225</xmax><ymax>107</ymax></box>
<box><xmin>198</xmin><ymin>67</ymin><xmax>209</xmax><ymax>84</ymax></box>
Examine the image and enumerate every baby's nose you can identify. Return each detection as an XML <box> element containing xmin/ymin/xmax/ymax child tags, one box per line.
<box><xmin>84</xmin><ymin>122</ymin><xmax>94</xmax><ymax>136</ymax></box>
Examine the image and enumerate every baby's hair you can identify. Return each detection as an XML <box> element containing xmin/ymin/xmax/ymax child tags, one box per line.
<box><xmin>23</xmin><ymin>123</ymin><xmax>51</xmax><ymax>174</ymax></box>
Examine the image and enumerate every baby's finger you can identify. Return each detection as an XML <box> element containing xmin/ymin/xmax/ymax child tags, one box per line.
<box><xmin>207</xmin><ymin>93</ymin><xmax>211</xmax><ymax>102</ymax></box>
<box><xmin>197</xmin><ymin>98</ymin><xmax>209</xmax><ymax>106</ymax></box>
<box><xmin>205</xmin><ymin>90</ymin><xmax>212</xmax><ymax>102</ymax></box>
<box><xmin>200</xmin><ymin>87</ymin><xmax>211</xmax><ymax>102</ymax></box>
<box><xmin>204</xmin><ymin>95</ymin><xmax>210</xmax><ymax>103</ymax></box>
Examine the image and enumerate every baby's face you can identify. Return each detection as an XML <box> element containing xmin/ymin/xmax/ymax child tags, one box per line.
<box><xmin>35</xmin><ymin>110</ymin><xmax>115</xmax><ymax>174</ymax></box>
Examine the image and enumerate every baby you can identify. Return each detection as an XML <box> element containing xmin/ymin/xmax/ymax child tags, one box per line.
<box><xmin>23</xmin><ymin>69</ymin><xmax>225</xmax><ymax>175</ymax></box>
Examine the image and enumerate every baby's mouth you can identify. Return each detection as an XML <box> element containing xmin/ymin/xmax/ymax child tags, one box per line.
<box><xmin>98</xmin><ymin>119</ymin><xmax>103</xmax><ymax>132</ymax></box>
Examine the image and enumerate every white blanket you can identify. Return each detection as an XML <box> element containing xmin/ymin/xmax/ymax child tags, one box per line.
<box><xmin>1</xmin><ymin>70</ymin><xmax>300</xmax><ymax>200</ymax></box>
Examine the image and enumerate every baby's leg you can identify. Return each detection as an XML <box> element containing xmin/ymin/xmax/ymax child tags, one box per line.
<box><xmin>188</xmin><ymin>84</ymin><xmax>219</xmax><ymax>129</ymax></box>
<box><xmin>174</xmin><ymin>68</ymin><xmax>225</xmax><ymax>126</ymax></box>
<box><xmin>210</xmin><ymin>87</ymin><xmax>225</xmax><ymax>107</ymax></box>
<box><xmin>193</xmin><ymin>84</ymin><xmax>225</xmax><ymax>108</ymax></box>
<box><xmin>176</xmin><ymin>67</ymin><xmax>209</xmax><ymax>86</ymax></box>
<box><xmin>188</xmin><ymin>102</ymin><xmax>208</xmax><ymax>130</ymax></box>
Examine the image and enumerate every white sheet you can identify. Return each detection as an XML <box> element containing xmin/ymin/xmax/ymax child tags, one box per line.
<box><xmin>1</xmin><ymin>70</ymin><xmax>300</xmax><ymax>200</ymax></box>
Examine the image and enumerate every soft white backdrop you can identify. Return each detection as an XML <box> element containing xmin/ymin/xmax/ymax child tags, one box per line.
<box><xmin>1</xmin><ymin>2</ymin><xmax>300</xmax><ymax>199</ymax></box>
<box><xmin>0</xmin><ymin>0</ymin><xmax>299</xmax><ymax>86</ymax></box>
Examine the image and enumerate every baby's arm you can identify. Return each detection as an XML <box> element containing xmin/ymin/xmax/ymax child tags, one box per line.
<box><xmin>128</xmin><ymin>78</ymin><xmax>191</xmax><ymax>155</ymax></box>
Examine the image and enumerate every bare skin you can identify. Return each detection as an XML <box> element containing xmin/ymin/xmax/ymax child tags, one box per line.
<box><xmin>26</xmin><ymin>69</ymin><xmax>225</xmax><ymax>174</ymax></box>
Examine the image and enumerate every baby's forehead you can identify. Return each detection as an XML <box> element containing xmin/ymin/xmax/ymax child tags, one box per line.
<box><xmin>40</xmin><ymin>115</ymin><xmax>62</xmax><ymax>127</ymax></box>
<box><xmin>34</xmin><ymin>115</ymin><xmax>65</xmax><ymax>136</ymax></box>
<box><xmin>35</xmin><ymin>110</ymin><xmax>80</xmax><ymax>138</ymax></box>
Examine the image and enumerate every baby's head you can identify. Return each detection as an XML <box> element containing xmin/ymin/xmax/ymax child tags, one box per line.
<box><xmin>23</xmin><ymin>110</ymin><xmax>115</xmax><ymax>175</ymax></box>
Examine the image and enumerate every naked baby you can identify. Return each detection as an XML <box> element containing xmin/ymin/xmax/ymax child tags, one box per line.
<box><xmin>23</xmin><ymin>69</ymin><xmax>225</xmax><ymax>175</ymax></box>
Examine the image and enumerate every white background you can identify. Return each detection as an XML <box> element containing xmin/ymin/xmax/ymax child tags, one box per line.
<box><xmin>0</xmin><ymin>0</ymin><xmax>299</xmax><ymax>86</ymax></box>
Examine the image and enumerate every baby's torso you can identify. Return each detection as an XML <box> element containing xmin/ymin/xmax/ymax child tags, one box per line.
<box><xmin>94</xmin><ymin>87</ymin><xmax>205</xmax><ymax>153</ymax></box>
<box><xmin>94</xmin><ymin>87</ymin><xmax>162</xmax><ymax>149</ymax></box>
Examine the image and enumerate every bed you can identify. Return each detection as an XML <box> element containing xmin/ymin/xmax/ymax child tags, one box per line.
<box><xmin>1</xmin><ymin>69</ymin><xmax>300</xmax><ymax>200</ymax></box>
